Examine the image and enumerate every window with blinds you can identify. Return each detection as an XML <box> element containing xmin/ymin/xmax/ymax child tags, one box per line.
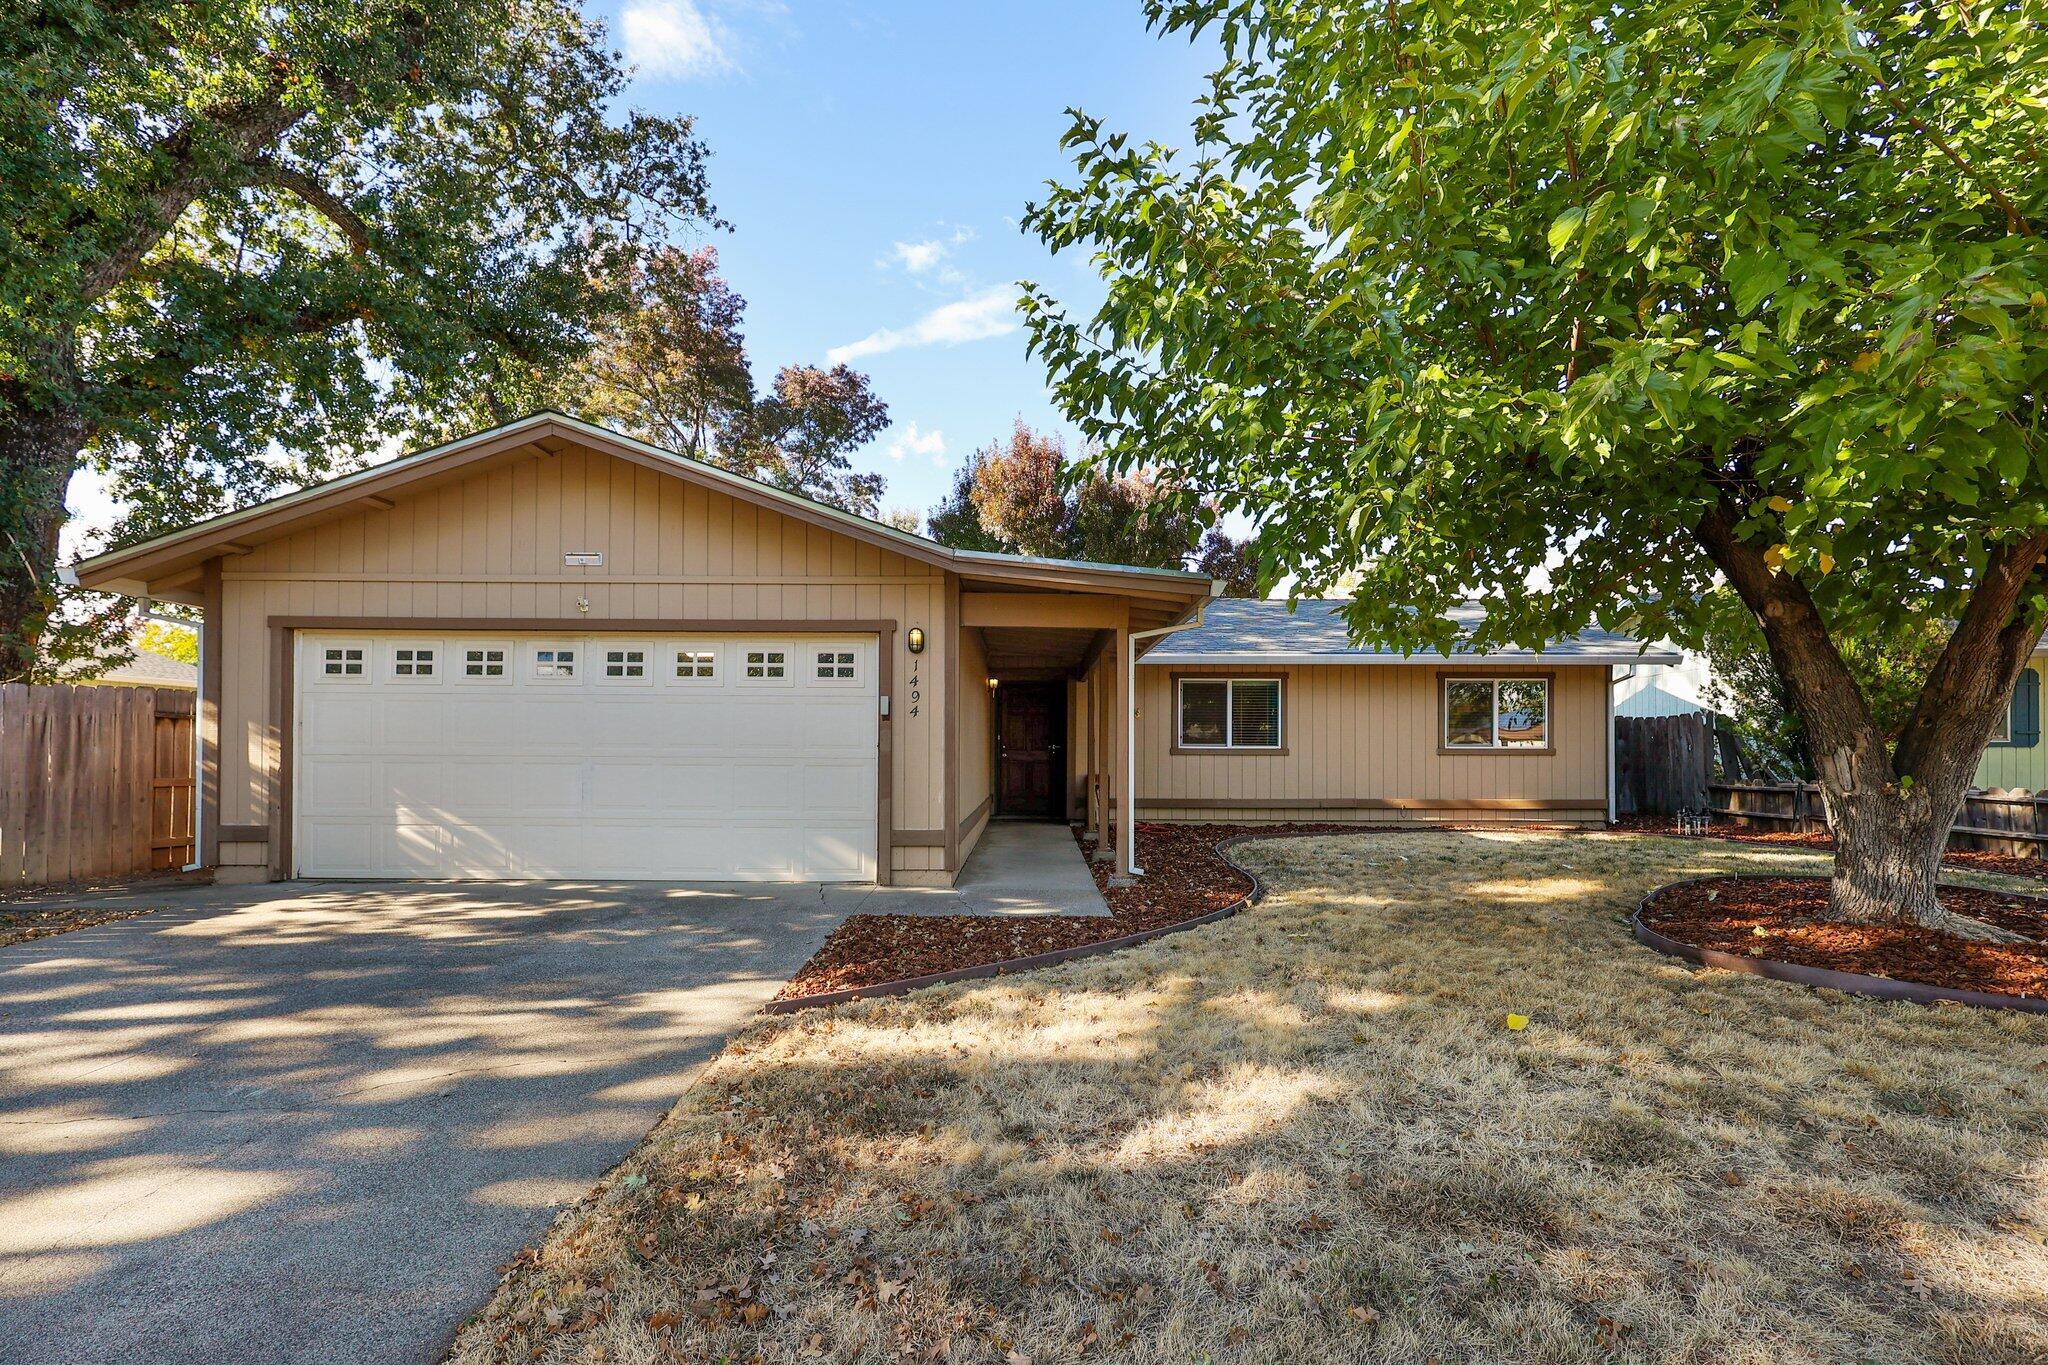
<box><xmin>1178</xmin><ymin>677</ymin><xmax>1284</xmax><ymax>749</ymax></box>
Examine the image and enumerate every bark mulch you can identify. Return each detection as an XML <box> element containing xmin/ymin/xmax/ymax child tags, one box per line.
<box><xmin>1640</xmin><ymin>875</ymin><xmax>2048</xmax><ymax>1002</ymax></box>
<box><xmin>0</xmin><ymin>872</ymin><xmax>207</xmax><ymax>949</ymax></box>
<box><xmin>775</xmin><ymin>822</ymin><xmax>1363</xmax><ymax>1001</ymax></box>
<box><xmin>1611</xmin><ymin>815</ymin><xmax>2048</xmax><ymax>884</ymax></box>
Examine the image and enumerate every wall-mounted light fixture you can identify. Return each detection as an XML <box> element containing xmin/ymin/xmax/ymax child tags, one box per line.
<box><xmin>986</xmin><ymin>677</ymin><xmax>999</xmax><ymax>692</ymax></box>
<box><xmin>907</xmin><ymin>626</ymin><xmax>925</xmax><ymax>654</ymax></box>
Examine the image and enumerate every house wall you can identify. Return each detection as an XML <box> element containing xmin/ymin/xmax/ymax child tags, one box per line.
<box><xmin>956</xmin><ymin>625</ymin><xmax>994</xmax><ymax>860</ymax></box>
<box><xmin>1976</xmin><ymin>659</ymin><xmax>2047</xmax><ymax>790</ymax></box>
<box><xmin>1135</xmin><ymin>662</ymin><xmax>1610</xmax><ymax>822</ymax></box>
<box><xmin>210</xmin><ymin>441</ymin><xmax>953</xmax><ymax>878</ymax></box>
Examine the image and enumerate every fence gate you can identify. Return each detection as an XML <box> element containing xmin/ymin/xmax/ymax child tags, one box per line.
<box><xmin>0</xmin><ymin>683</ymin><xmax>196</xmax><ymax>888</ymax></box>
<box><xmin>1615</xmin><ymin>712</ymin><xmax>1712</xmax><ymax>817</ymax></box>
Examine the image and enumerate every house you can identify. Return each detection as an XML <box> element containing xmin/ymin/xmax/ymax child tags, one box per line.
<box><xmin>70</xmin><ymin>650</ymin><xmax>199</xmax><ymax>690</ymax></box>
<box><xmin>69</xmin><ymin>413</ymin><xmax>1671</xmax><ymax>888</ymax></box>
<box><xmin>1977</xmin><ymin>650</ymin><xmax>2044</xmax><ymax>789</ymax></box>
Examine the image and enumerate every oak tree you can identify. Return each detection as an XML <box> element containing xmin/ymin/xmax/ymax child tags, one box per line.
<box><xmin>2</xmin><ymin>1</ymin><xmax>717</xmax><ymax>678</ymax></box>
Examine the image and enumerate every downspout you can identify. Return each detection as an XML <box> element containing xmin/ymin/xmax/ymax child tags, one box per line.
<box><xmin>1122</xmin><ymin>582</ymin><xmax>1224</xmax><ymax>877</ymax></box>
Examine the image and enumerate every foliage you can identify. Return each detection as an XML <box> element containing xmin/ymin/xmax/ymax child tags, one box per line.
<box><xmin>561</xmin><ymin>246</ymin><xmax>753</xmax><ymax>457</ymax></box>
<box><xmin>725</xmin><ymin>365</ymin><xmax>891</xmax><ymax>518</ymax></box>
<box><xmin>1022</xmin><ymin>0</ymin><xmax>2048</xmax><ymax>915</ymax></box>
<box><xmin>137</xmin><ymin>620</ymin><xmax>199</xmax><ymax>666</ymax></box>
<box><xmin>515</xmin><ymin>247</ymin><xmax>898</xmax><ymax>516</ymax></box>
<box><xmin>1026</xmin><ymin>0</ymin><xmax>2047</xmax><ymax>654</ymax></box>
<box><xmin>1</xmin><ymin>0</ymin><xmax>720</xmax><ymax>677</ymax></box>
<box><xmin>1697</xmin><ymin>590</ymin><xmax>1951</xmax><ymax>776</ymax></box>
<box><xmin>927</xmin><ymin>419</ymin><xmax>1260</xmax><ymax>591</ymax></box>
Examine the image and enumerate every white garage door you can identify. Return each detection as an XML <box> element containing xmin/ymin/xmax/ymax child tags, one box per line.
<box><xmin>294</xmin><ymin>633</ymin><xmax>878</xmax><ymax>881</ymax></box>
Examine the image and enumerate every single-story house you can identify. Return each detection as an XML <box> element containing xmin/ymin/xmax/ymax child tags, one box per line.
<box><xmin>69</xmin><ymin>650</ymin><xmax>199</xmax><ymax>690</ymax></box>
<box><xmin>69</xmin><ymin>413</ymin><xmax>1672</xmax><ymax>887</ymax></box>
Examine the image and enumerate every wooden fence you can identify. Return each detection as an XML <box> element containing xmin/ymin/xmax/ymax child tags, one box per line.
<box><xmin>0</xmin><ymin>684</ymin><xmax>196</xmax><ymax>888</ymax></box>
<box><xmin>1710</xmin><ymin>780</ymin><xmax>2048</xmax><ymax>859</ymax></box>
<box><xmin>1615</xmin><ymin>713</ymin><xmax>1713</xmax><ymax>816</ymax></box>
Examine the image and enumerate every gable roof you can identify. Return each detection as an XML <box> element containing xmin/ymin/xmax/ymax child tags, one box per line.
<box><xmin>68</xmin><ymin>412</ymin><xmax>1216</xmax><ymax>602</ymax></box>
<box><xmin>1139</xmin><ymin>598</ymin><xmax>1680</xmax><ymax>666</ymax></box>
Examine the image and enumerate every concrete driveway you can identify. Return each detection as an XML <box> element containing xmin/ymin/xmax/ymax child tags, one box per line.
<box><xmin>0</xmin><ymin>879</ymin><xmax>857</xmax><ymax>1365</ymax></box>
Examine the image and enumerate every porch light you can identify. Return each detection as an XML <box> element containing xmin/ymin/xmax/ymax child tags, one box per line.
<box><xmin>987</xmin><ymin>677</ymin><xmax>999</xmax><ymax>692</ymax></box>
<box><xmin>907</xmin><ymin>626</ymin><xmax>925</xmax><ymax>654</ymax></box>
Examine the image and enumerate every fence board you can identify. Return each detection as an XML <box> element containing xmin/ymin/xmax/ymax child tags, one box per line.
<box><xmin>1708</xmin><ymin>780</ymin><xmax>2048</xmax><ymax>859</ymax></box>
<box><xmin>1616</xmin><ymin>713</ymin><xmax>1712</xmax><ymax>816</ymax></box>
<box><xmin>0</xmin><ymin>683</ymin><xmax>196</xmax><ymax>887</ymax></box>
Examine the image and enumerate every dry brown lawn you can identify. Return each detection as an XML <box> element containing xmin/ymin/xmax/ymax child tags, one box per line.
<box><xmin>448</xmin><ymin>831</ymin><xmax>2048</xmax><ymax>1364</ymax></box>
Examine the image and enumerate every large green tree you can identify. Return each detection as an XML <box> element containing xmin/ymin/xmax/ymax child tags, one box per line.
<box><xmin>927</xmin><ymin>419</ymin><xmax>1260</xmax><ymax>592</ymax></box>
<box><xmin>1024</xmin><ymin>0</ymin><xmax>2048</xmax><ymax>928</ymax></box>
<box><xmin>2</xmin><ymin>1</ymin><xmax>718</xmax><ymax>679</ymax></box>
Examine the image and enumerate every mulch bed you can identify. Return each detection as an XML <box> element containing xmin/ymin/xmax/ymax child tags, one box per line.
<box><xmin>1611</xmin><ymin>815</ymin><xmax>2048</xmax><ymax>884</ymax></box>
<box><xmin>1639</xmin><ymin>875</ymin><xmax>2048</xmax><ymax>1003</ymax></box>
<box><xmin>775</xmin><ymin>822</ymin><xmax>1362</xmax><ymax>1001</ymax></box>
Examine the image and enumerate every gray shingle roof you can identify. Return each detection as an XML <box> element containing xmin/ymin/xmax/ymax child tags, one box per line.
<box><xmin>1141</xmin><ymin>599</ymin><xmax>1679</xmax><ymax>665</ymax></box>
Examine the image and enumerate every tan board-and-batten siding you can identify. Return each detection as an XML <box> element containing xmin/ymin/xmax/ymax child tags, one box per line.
<box><xmin>212</xmin><ymin>442</ymin><xmax>952</xmax><ymax>877</ymax></box>
<box><xmin>1134</xmin><ymin>662</ymin><xmax>1610</xmax><ymax>822</ymax></box>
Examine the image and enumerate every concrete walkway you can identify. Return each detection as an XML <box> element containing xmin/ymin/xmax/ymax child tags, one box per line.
<box><xmin>0</xmin><ymin>881</ymin><xmax>858</xmax><ymax>1365</ymax></box>
<box><xmin>825</xmin><ymin>822</ymin><xmax>1112</xmax><ymax>918</ymax></box>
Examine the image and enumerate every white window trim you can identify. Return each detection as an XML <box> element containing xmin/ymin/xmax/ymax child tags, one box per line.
<box><xmin>530</xmin><ymin>641</ymin><xmax>584</xmax><ymax>684</ymax></box>
<box><xmin>454</xmin><ymin>640</ymin><xmax>514</xmax><ymax>685</ymax></box>
<box><xmin>1441</xmin><ymin>675</ymin><xmax>1553</xmax><ymax>751</ymax></box>
<box><xmin>1175</xmin><ymin>676</ymin><xmax>1285</xmax><ymax>751</ymax></box>
<box><xmin>669</xmin><ymin>641</ymin><xmax>721</xmax><ymax>684</ymax></box>
<box><xmin>388</xmin><ymin>639</ymin><xmax>443</xmax><ymax>684</ymax></box>
<box><xmin>1990</xmin><ymin>705</ymin><xmax>2014</xmax><ymax>745</ymax></box>
<box><xmin>809</xmin><ymin>644</ymin><xmax>863</xmax><ymax>688</ymax></box>
<box><xmin>312</xmin><ymin>639</ymin><xmax>372</xmax><ymax>683</ymax></box>
<box><xmin>739</xmin><ymin>642</ymin><xmax>795</xmax><ymax>688</ymax></box>
<box><xmin>596</xmin><ymin>643</ymin><xmax>654</xmax><ymax>685</ymax></box>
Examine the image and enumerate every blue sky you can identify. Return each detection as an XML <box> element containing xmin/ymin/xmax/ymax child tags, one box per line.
<box><xmin>591</xmin><ymin>0</ymin><xmax>1220</xmax><ymax>522</ymax></box>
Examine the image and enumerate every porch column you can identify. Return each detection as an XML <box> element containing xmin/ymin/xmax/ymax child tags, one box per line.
<box><xmin>1115</xmin><ymin>618</ymin><xmax>1135</xmax><ymax>878</ymax></box>
<box><xmin>1082</xmin><ymin>662</ymin><xmax>1101</xmax><ymax>844</ymax></box>
<box><xmin>1093</xmin><ymin>642</ymin><xmax>1114</xmax><ymax>861</ymax></box>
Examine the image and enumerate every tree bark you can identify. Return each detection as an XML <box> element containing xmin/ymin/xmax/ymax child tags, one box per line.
<box><xmin>1693</xmin><ymin>493</ymin><xmax>2047</xmax><ymax>929</ymax></box>
<box><xmin>0</xmin><ymin>334</ymin><xmax>88</xmax><ymax>682</ymax></box>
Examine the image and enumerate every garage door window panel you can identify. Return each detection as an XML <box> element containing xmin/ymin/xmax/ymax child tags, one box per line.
<box><xmin>459</xmin><ymin>643</ymin><xmax>512</xmax><ymax>682</ymax></box>
<box><xmin>317</xmin><ymin>641</ymin><xmax>370</xmax><ymax>681</ymax></box>
<box><xmin>811</xmin><ymin>646</ymin><xmax>861</xmax><ymax>687</ymax></box>
<box><xmin>742</xmin><ymin>645</ymin><xmax>793</xmax><ymax>686</ymax></box>
<box><xmin>600</xmin><ymin>646</ymin><xmax>651</xmax><ymax>684</ymax></box>
<box><xmin>532</xmin><ymin>644</ymin><xmax>581</xmax><ymax>682</ymax></box>
<box><xmin>672</xmin><ymin>644</ymin><xmax>719</xmax><ymax>683</ymax></box>
<box><xmin>389</xmin><ymin>641</ymin><xmax>441</xmax><ymax>682</ymax></box>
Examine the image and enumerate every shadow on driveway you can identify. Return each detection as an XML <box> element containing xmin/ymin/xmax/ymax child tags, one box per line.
<box><xmin>0</xmin><ymin>879</ymin><xmax>855</xmax><ymax>1364</ymax></box>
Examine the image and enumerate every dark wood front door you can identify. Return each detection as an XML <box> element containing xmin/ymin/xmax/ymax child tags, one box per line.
<box><xmin>997</xmin><ymin>683</ymin><xmax>1064</xmax><ymax>819</ymax></box>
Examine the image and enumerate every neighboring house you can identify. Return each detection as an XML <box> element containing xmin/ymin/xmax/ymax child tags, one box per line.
<box><xmin>1613</xmin><ymin>650</ymin><xmax>1715</xmax><ymax>718</ymax></box>
<box><xmin>70</xmin><ymin>413</ymin><xmax>1670</xmax><ymax>889</ymax></box>
<box><xmin>1976</xmin><ymin>651</ymin><xmax>2045</xmax><ymax>789</ymax></box>
<box><xmin>70</xmin><ymin>650</ymin><xmax>199</xmax><ymax>690</ymax></box>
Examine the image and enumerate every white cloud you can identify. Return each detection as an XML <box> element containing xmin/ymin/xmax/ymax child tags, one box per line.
<box><xmin>890</xmin><ymin>239</ymin><xmax>949</xmax><ymax>274</ymax></box>
<box><xmin>884</xmin><ymin>422</ymin><xmax>947</xmax><ymax>464</ymax></box>
<box><xmin>827</xmin><ymin>286</ymin><xmax>1019</xmax><ymax>364</ymax></box>
<box><xmin>620</xmin><ymin>0</ymin><xmax>734</xmax><ymax>79</ymax></box>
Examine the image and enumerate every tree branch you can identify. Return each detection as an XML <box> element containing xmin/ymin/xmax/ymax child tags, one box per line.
<box><xmin>249</xmin><ymin>160</ymin><xmax>375</xmax><ymax>255</ymax></box>
<box><xmin>1891</xmin><ymin>531</ymin><xmax>2048</xmax><ymax>774</ymax></box>
<box><xmin>78</xmin><ymin>96</ymin><xmax>310</xmax><ymax>303</ymax></box>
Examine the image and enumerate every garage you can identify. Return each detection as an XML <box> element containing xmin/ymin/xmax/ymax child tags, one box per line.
<box><xmin>294</xmin><ymin>632</ymin><xmax>878</xmax><ymax>881</ymax></box>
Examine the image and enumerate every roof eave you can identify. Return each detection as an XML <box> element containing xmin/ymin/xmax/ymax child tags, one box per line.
<box><xmin>1140</xmin><ymin>649</ymin><xmax>1684</xmax><ymax>667</ymax></box>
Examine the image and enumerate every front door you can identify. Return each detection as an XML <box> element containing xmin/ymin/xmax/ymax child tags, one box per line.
<box><xmin>996</xmin><ymin>682</ymin><xmax>1064</xmax><ymax>819</ymax></box>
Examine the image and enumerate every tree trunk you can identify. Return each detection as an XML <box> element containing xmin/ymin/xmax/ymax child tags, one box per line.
<box><xmin>1824</xmin><ymin>771</ymin><xmax>1967</xmax><ymax>928</ymax></box>
<box><xmin>0</xmin><ymin>339</ymin><xmax>88</xmax><ymax>682</ymax></box>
